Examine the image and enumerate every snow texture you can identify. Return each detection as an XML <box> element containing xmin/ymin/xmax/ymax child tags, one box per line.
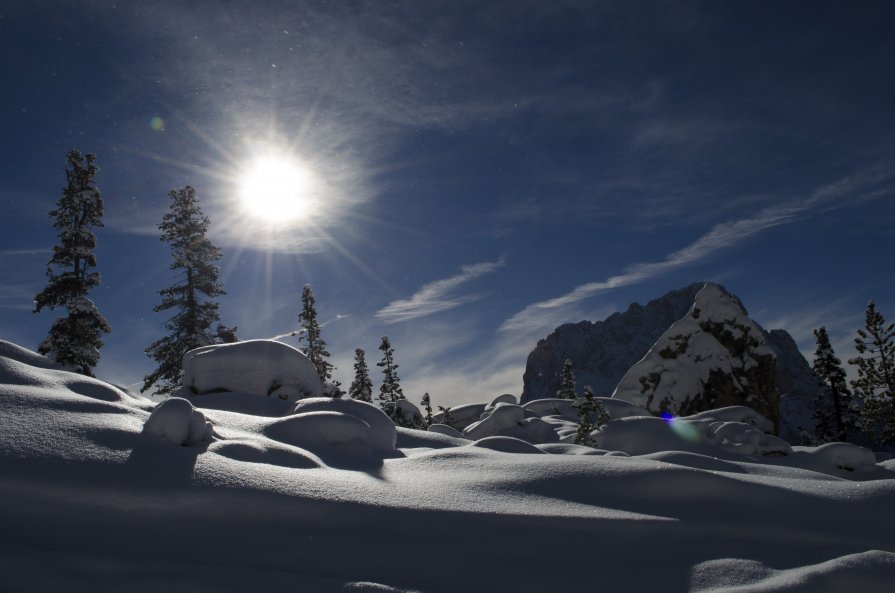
<box><xmin>1</xmin><ymin>341</ymin><xmax>894</xmax><ymax>592</ymax></box>
<box><xmin>182</xmin><ymin>339</ymin><xmax>323</xmax><ymax>399</ymax></box>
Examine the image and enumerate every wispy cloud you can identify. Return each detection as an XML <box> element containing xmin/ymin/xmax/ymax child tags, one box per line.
<box><xmin>500</xmin><ymin>173</ymin><xmax>884</xmax><ymax>334</ymax></box>
<box><xmin>376</xmin><ymin>258</ymin><xmax>505</xmax><ymax>323</ymax></box>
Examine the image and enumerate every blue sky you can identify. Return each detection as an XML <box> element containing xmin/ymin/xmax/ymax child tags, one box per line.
<box><xmin>2</xmin><ymin>1</ymin><xmax>893</xmax><ymax>407</ymax></box>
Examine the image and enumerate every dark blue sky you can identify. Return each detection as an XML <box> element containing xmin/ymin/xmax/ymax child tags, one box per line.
<box><xmin>2</xmin><ymin>1</ymin><xmax>894</xmax><ymax>405</ymax></box>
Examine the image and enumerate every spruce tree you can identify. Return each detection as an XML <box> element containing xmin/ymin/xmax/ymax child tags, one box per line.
<box><xmin>143</xmin><ymin>186</ymin><xmax>235</xmax><ymax>394</ymax></box>
<box><xmin>438</xmin><ymin>405</ymin><xmax>455</xmax><ymax>429</ymax></box>
<box><xmin>377</xmin><ymin>336</ymin><xmax>404</xmax><ymax>407</ymax></box>
<box><xmin>556</xmin><ymin>358</ymin><xmax>577</xmax><ymax>399</ymax></box>
<box><xmin>849</xmin><ymin>302</ymin><xmax>895</xmax><ymax>445</ymax></box>
<box><xmin>298</xmin><ymin>285</ymin><xmax>335</xmax><ymax>386</ymax></box>
<box><xmin>349</xmin><ymin>348</ymin><xmax>373</xmax><ymax>402</ymax></box>
<box><xmin>811</xmin><ymin>326</ymin><xmax>854</xmax><ymax>443</ymax></box>
<box><xmin>421</xmin><ymin>392</ymin><xmax>433</xmax><ymax>427</ymax></box>
<box><xmin>34</xmin><ymin>150</ymin><xmax>111</xmax><ymax>376</ymax></box>
<box><xmin>574</xmin><ymin>386</ymin><xmax>609</xmax><ymax>446</ymax></box>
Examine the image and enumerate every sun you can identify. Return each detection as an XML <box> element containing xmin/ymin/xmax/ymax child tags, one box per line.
<box><xmin>238</xmin><ymin>156</ymin><xmax>316</xmax><ymax>223</ymax></box>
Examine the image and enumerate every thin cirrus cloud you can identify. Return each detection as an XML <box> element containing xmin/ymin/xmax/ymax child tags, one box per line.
<box><xmin>499</xmin><ymin>172</ymin><xmax>886</xmax><ymax>334</ymax></box>
<box><xmin>376</xmin><ymin>258</ymin><xmax>505</xmax><ymax>324</ymax></box>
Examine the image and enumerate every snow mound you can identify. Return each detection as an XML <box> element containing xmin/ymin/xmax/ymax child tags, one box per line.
<box><xmin>690</xmin><ymin>550</ymin><xmax>895</xmax><ymax>592</ymax></box>
<box><xmin>183</xmin><ymin>390</ymin><xmax>297</xmax><ymax>417</ymax></box>
<box><xmin>522</xmin><ymin>397</ymin><xmax>650</xmax><ymax>422</ymax></box>
<box><xmin>183</xmin><ymin>339</ymin><xmax>323</xmax><ymax>399</ymax></box>
<box><xmin>0</xmin><ymin>340</ymin><xmax>64</xmax><ymax>370</ymax></box>
<box><xmin>433</xmin><ymin>402</ymin><xmax>486</xmax><ymax>430</ymax></box>
<box><xmin>265</xmin><ymin>411</ymin><xmax>376</xmax><ymax>454</ymax></box>
<box><xmin>208</xmin><ymin>439</ymin><xmax>321</xmax><ymax>469</ymax></box>
<box><xmin>463</xmin><ymin>402</ymin><xmax>525</xmax><ymax>440</ymax></box>
<box><xmin>427</xmin><ymin>423</ymin><xmax>464</xmax><ymax>438</ymax></box>
<box><xmin>291</xmin><ymin>397</ymin><xmax>396</xmax><ymax>452</ymax></box>
<box><xmin>469</xmin><ymin>436</ymin><xmax>545</xmax><ymax>454</ymax></box>
<box><xmin>143</xmin><ymin>398</ymin><xmax>212</xmax><ymax>446</ymax></box>
<box><xmin>808</xmin><ymin>442</ymin><xmax>877</xmax><ymax>472</ymax></box>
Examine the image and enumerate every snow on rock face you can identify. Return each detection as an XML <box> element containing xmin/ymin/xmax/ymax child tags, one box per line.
<box><xmin>612</xmin><ymin>283</ymin><xmax>780</xmax><ymax>429</ymax></box>
<box><xmin>182</xmin><ymin>339</ymin><xmax>323</xmax><ymax>400</ymax></box>
<box><xmin>522</xmin><ymin>283</ymin><xmax>703</xmax><ymax>402</ymax></box>
<box><xmin>291</xmin><ymin>397</ymin><xmax>396</xmax><ymax>452</ymax></box>
<box><xmin>143</xmin><ymin>398</ymin><xmax>212</xmax><ymax>446</ymax></box>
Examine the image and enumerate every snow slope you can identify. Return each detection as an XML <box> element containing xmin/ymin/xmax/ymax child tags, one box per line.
<box><xmin>1</xmin><ymin>340</ymin><xmax>894</xmax><ymax>592</ymax></box>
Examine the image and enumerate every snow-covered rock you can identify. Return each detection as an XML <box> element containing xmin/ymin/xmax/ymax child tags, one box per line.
<box><xmin>432</xmin><ymin>402</ymin><xmax>487</xmax><ymax>430</ymax></box>
<box><xmin>469</xmin><ymin>436</ymin><xmax>545</xmax><ymax>454</ymax></box>
<box><xmin>612</xmin><ymin>283</ymin><xmax>780</xmax><ymax>429</ymax></box>
<box><xmin>182</xmin><ymin>339</ymin><xmax>323</xmax><ymax>400</ymax></box>
<box><xmin>143</xmin><ymin>398</ymin><xmax>212</xmax><ymax>446</ymax></box>
<box><xmin>291</xmin><ymin>397</ymin><xmax>397</xmax><ymax>452</ymax></box>
<box><xmin>427</xmin><ymin>423</ymin><xmax>464</xmax><ymax>438</ymax></box>
<box><xmin>807</xmin><ymin>441</ymin><xmax>877</xmax><ymax>471</ymax></box>
<box><xmin>383</xmin><ymin>398</ymin><xmax>426</xmax><ymax>429</ymax></box>
<box><xmin>463</xmin><ymin>402</ymin><xmax>526</xmax><ymax>440</ymax></box>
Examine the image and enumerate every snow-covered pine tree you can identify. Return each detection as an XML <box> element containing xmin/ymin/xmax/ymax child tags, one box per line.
<box><xmin>298</xmin><ymin>285</ymin><xmax>336</xmax><ymax>386</ymax></box>
<box><xmin>349</xmin><ymin>348</ymin><xmax>373</xmax><ymax>402</ymax></box>
<box><xmin>574</xmin><ymin>386</ymin><xmax>609</xmax><ymax>446</ymax></box>
<box><xmin>556</xmin><ymin>358</ymin><xmax>577</xmax><ymax>399</ymax></box>
<box><xmin>421</xmin><ymin>392</ymin><xmax>433</xmax><ymax>426</ymax></box>
<box><xmin>377</xmin><ymin>336</ymin><xmax>404</xmax><ymax>407</ymax></box>
<box><xmin>33</xmin><ymin>150</ymin><xmax>111</xmax><ymax>376</ymax></box>
<box><xmin>811</xmin><ymin>326</ymin><xmax>855</xmax><ymax>443</ymax></box>
<box><xmin>848</xmin><ymin>302</ymin><xmax>895</xmax><ymax>445</ymax></box>
<box><xmin>142</xmin><ymin>186</ymin><xmax>236</xmax><ymax>395</ymax></box>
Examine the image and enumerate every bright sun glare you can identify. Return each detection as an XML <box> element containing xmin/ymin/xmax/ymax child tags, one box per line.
<box><xmin>239</xmin><ymin>156</ymin><xmax>315</xmax><ymax>224</ymax></box>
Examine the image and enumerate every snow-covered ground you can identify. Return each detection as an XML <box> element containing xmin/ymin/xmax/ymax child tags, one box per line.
<box><xmin>1</xmin><ymin>340</ymin><xmax>894</xmax><ymax>592</ymax></box>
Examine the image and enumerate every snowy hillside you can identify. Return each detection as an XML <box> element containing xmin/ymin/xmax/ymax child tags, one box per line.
<box><xmin>1</xmin><ymin>339</ymin><xmax>894</xmax><ymax>592</ymax></box>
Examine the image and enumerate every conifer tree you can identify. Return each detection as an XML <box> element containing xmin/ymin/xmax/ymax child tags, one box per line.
<box><xmin>143</xmin><ymin>186</ymin><xmax>236</xmax><ymax>394</ymax></box>
<box><xmin>438</xmin><ymin>405</ymin><xmax>455</xmax><ymax>429</ymax></box>
<box><xmin>849</xmin><ymin>302</ymin><xmax>895</xmax><ymax>445</ymax></box>
<box><xmin>377</xmin><ymin>336</ymin><xmax>404</xmax><ymax>407</ymax></box>
<box><xmin>349</xmin><ymin>348</ymin><xmax>373</xmax><ymax>402</ymax></box>
<box><xmin>298</xmin><ymin>285</ymin><xmax>335</xmax><ymax>386</ymax></box>
<box><xmin>421</xmin><ymin>392</ymin><xmax>433</xmax><ymax>426</ymax></box>
<box><xmin>34</xmin><ymin>150</ymin><xmax>111</xmax><ymax>376</ymax></box>
<box><xmin>556</xmin><ymin>358</ymin><xmax>577</xmax><ymax>399</ymax></box>
<box><xmin>811</xmin><ymin>326</ymin><xmax>854</xmax><ymax>443</ymax></box>
<box><xmin>574</xmin><ymin>386</ymin><xmax>609</xmax><ymax>446</ymax></box>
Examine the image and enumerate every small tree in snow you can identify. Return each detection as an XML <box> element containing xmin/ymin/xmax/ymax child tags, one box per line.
<box><xmin>349</xmin><ymin>348</ymin><xmax>373</xmax><ymax>402</ymax></box>
<box><xmin>377</xmin><ymin>336</ymin><xmax>404</xmax><ymax>407</ymax></box>
<box><xmin>556</xmin><ymin>358</ymin><xmax>577</xmax><ymax>400</ymax></box>
<box><xmin>421</xmin><ymin>392</ymin><xmax>434</xmax><ymax>426</ymax></box>
<box><xmin>438</xmin><ymin>405</ymin><xmax>456</xmax><ymax>429</ymax></box>
<box><xmin>574</xmin><ymin>386</ymin><xmax>609</xmax><ymax>446</ymax></box>
<box><xmin>34</xmin><ymin>150</ymin><xmax>111</xmax><ymax>376</ymax></box>
<box><xmin>811</xmin><ymin>326</ymin><xmax>855</xmax><ymax>443</ymax></box>
<box><xmin>849</xmin><ymin>302</ymin><xmax>895</xmax><ymax>445</ymax></box>
<box><xmin>298</xmin><ymin>285</ymin><xmax>336</xmax><ymax>387</ymax></box>
<box><xmin>143</xmin><ymin>186</ymin><xmax>236</xmax><ymax>395</ymax></box>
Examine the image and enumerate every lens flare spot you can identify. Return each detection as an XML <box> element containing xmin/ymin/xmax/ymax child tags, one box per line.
<box><xmin>149</xmin><ymin>116</ymin><xmax>165</xmax><ymax>131</ymax></box>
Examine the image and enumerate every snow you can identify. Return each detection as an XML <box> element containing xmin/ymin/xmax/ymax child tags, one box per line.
<box><xmin>143</xmin><ymin>397</ymin><xmax>212</xmax><ymax>446</ymax></box>
<box><xmin>1</xmin><ymin>340</ymin><xmax>894</xmax><ymax>592</ymax></box>
<box><xmin>182</xmin><ymin>339</ymin><xmax>323</xmax><ymax>400</ymax></box>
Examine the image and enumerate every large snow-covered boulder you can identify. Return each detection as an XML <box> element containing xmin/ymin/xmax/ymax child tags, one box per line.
<box><xmin>182</xmin><ymin>340</ymin><xmax>323</xmax><ymax>400</ymax></box>
<box><xmin>432</xmin><ymin>402</ymin><xmax>487</xmax><ymax>431</ymax></box>
<box><xmin>382</xmin><ymin>398</ymin><xmax>426</xmax><ymax>429</ymax></box>
<box><xmin>612</xmin><ymin>283</ymin><xmax>780</xmax><ymax>429</ymax></box>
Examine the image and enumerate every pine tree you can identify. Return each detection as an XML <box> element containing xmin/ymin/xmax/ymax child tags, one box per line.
<box><xmin>142</xmin><ymin>186</ymin><xmax>236</xmax><ymax>394</ymax></box>
<box><xmin>556</xmin><ymin>358</ymin><xmax>577</xmax><ymax>399</ymax></box>
<box><xmin>349</xmin><ymin>348</ymin><xmax>373</xmax><ymax>402</ymax></box>
<box><xmin>298</xmin><ymin>285</ymin><xmax>335</xmax><ymax>386</ymax></box>
<box><xmin>421</xmin><ymin>392</ymin><xmax>433</xmax><ymax>427</ymax></box>
<box><xmin>377</xmin><ymin>336</ymin><xmax>404</xmax><ymax>407</ymax></box>
<box><xmin>849</xmin><ymin>301</ymin><xmax>895</xmax><ymax>445</ymax></box>
<box><xmin>811</xmin><ymin>326</ymin><xmax>854</xmax><ymax>443</ymax></box>
<box><xmin>33</xmin><ymin>150</ymin><xmax>111</xmax><ymax>376</ymax></box>
<box><xmin>438</xmin><ymin>405</ymin><xmax>455</xmax><ymax>429</ymax></box>
<box><xmin>574</xmin><ymin>386</ymin><xmax>609</xmax><ymax>446</ymax></box>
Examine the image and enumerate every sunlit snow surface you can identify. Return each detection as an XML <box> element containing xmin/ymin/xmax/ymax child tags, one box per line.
<box><xmin>1</xmin><ymin>340</ymin><xmax>894</xmax><ymax>592</ymax></box>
